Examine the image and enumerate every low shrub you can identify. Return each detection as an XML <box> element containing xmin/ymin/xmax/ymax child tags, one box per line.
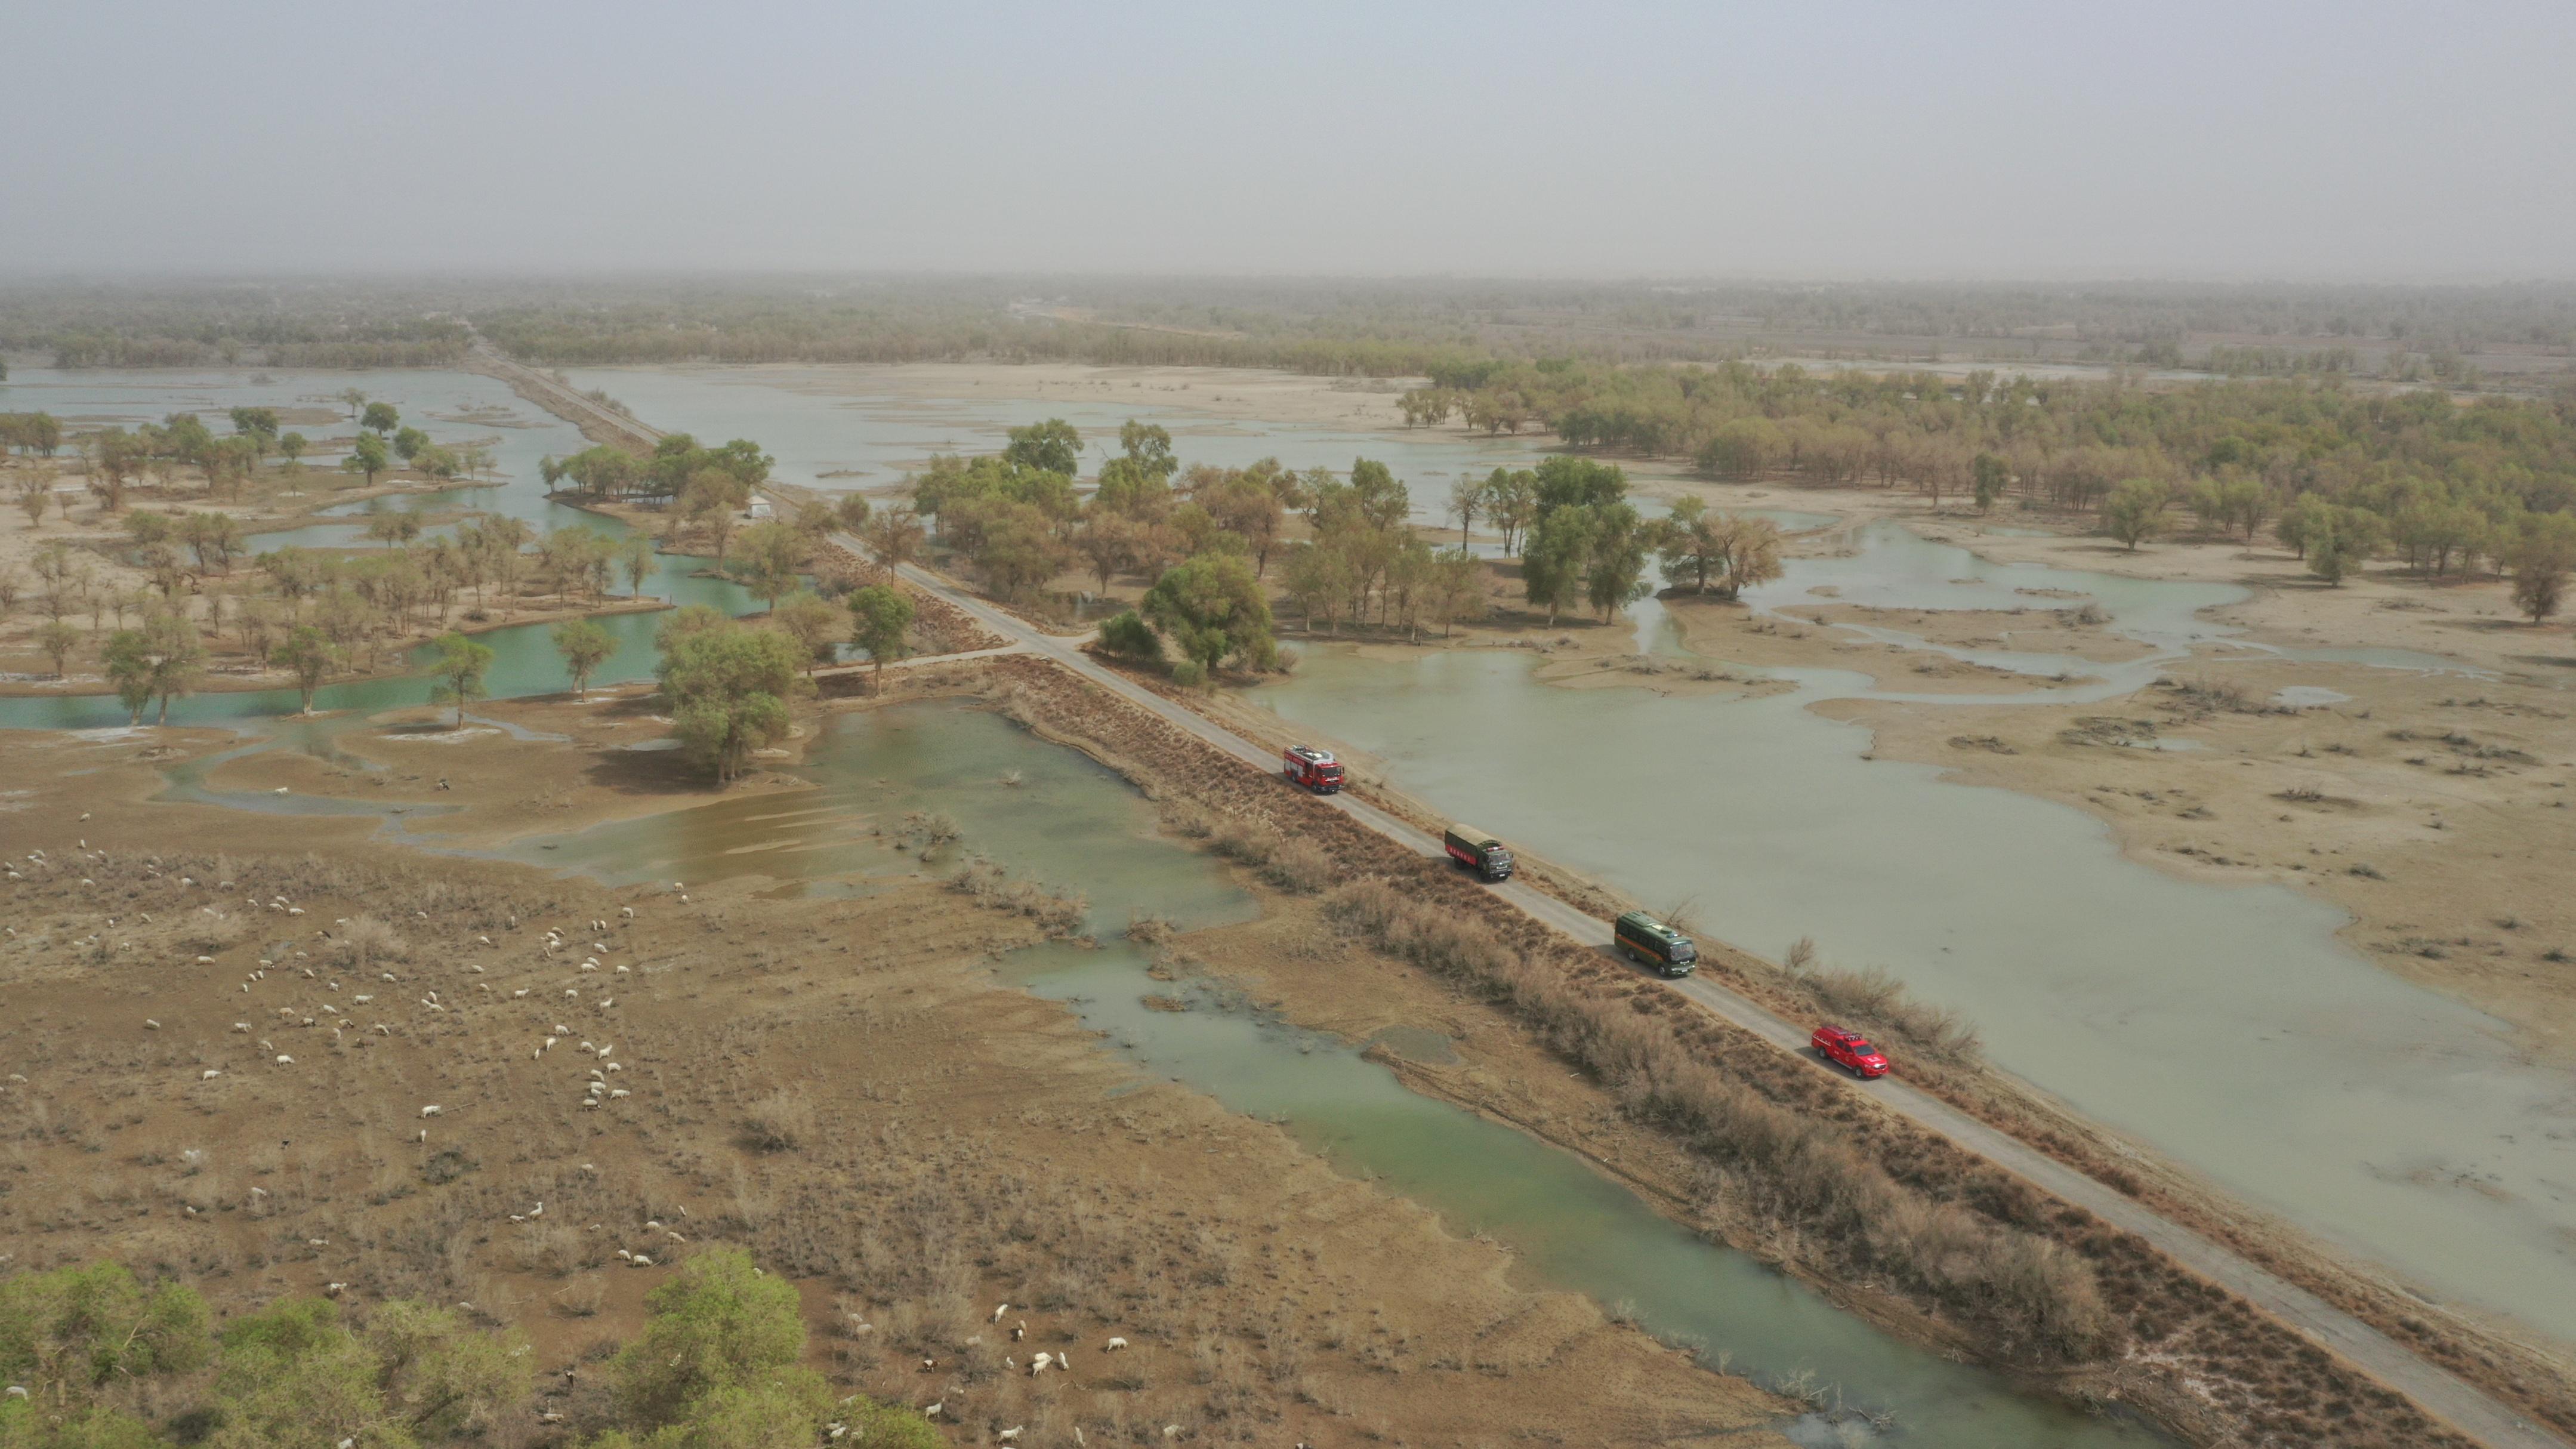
<box><xmin>1096</xmin><ymin>611</ymin><xmax>1161</xmax><ymax>661</ymax></box>
<box><xmin>1325</xmin><ymin>879</ymin><xmax>2105</xmax><ymax>1364</ymax></box>
<box><xmin>742</xmin><ymin>1090</ymin><xmax>816</xmax><ymax>1153</ymax></box>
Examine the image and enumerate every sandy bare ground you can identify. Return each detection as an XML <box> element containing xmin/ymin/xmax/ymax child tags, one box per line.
<box><xmin>0</xmin><ymin>710</ymin><xmax>1790</xmax><ymax>1449</ymax></box>
<box><xmin>686</xmin><ymin>360</ymin><xmax>1419</xmax><ymax>435</ymax></box>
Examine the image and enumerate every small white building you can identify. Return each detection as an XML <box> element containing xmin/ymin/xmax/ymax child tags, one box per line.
<box><xmin>746</xmin><ymin>500</ymin><xmax>773</xmax><ymax>520</ymax></box>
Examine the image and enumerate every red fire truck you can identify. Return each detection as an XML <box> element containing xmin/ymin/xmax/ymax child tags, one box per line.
<box><xmin>1282</xmin><ymin>745</ymin><xmax>1345</xmax><ymax>794</ymax></box>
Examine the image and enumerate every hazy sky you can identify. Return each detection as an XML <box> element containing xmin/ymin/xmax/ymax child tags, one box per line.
<box><xmin>12</xmin><ymin>0</ymin><xmax>2572</xmax><ymax>279</ymax></box>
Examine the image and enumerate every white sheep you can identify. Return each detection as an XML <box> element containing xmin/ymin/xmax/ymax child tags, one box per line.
<box><xmin>998</xmin><ymin>1429</ymin><xmax>1022</xmax><ymax>1444</ymax></box>
<box><xmin>419</xmin><ymin>1105</ymin><xmax>442</xmax><ymax>1118</ymax></box>
<box><xmin>992</xmin><ymin>1302</ymin><xmax>1011</xmax><ymax>1323</ymax></box>
<box><xmin>1029</xmin><ymin>1352</ymin><xmax>1053</xmax><ymax>1376</ymax></box>
<box><xmin>324</xmin><ymin>1282</ymin><xmax>346</xmax><ymax>1296</ymax></box>
<box><xmin>1104</xmin><ymin>1336</ymin><xmax>1128</xmax><ymax>1351</ymax></box>
<box><xmin>274</xmin><ymin>1055</ymin><xmax>294</xmax><ymax>1065</ymax></box>
<box><xmin>200</xmin><ymin>1069</ymin><xmax>221</xmax><ymax>1081</ymax></box>
<box><xmin>921</xmin><ymin>1401</ymin><xmax>939</xmax><ymax>1419</ymax></box>
<box><xmin>143</xmin><ymin>1019</ymin><xmax>160</xmax><ymax>1030</ymax></box>
<box><xmin>630</xmin><ymin>1254</ymin><xmax>652</xmax><ymax>1268</ymax></box>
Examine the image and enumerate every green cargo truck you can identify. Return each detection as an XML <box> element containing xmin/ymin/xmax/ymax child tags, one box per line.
<box><xmin>1442</xmin><ymin>824</ymin><xmax>1514</xmax><ymax>881</ymax></box>
<box><xmin>1614</xmin><ymin>911</ymin><xmax>1697</xmax><ymax>977</ymax></box>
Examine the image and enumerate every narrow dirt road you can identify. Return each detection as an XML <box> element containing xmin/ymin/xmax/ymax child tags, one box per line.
<box><xmin>838</xmin><ymin>529</ymin><xmax>2570</xmax><ymax>1449</ymax></box>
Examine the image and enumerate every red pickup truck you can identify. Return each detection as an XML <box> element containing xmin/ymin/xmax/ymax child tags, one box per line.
<box><xmin>1810</xmin><ymin>1025</ymin><xmax>1889</xmax><ymax>1078</ymax></box>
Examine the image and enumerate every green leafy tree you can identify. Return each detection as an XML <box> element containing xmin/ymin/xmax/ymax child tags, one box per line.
<box><xmin>964</xmin><ymin>500</ymin><xmax>1070</xmax><ymax>597</ymax></box>
<box><xmin>729</xmin><ymin>521</ymin><xmax>805</xmax><ymax>611</ymax></box>
<box><xmin>90</xmin><ymin>427</ymin><xmax>147</xmax><ymax>511</ymax></box>
<box><xmin>391</xmin><ymin>426</ymin><xmax>430</xmax><ymax>463</ymax></box>
<box><xmin>1347</xmin><ymin>458</ymin><xmax>1411</xmax><ymax>530</ymax></box>
<box><xmin>1279</xmin><ymin>539</ymin><xmax>1356</xmax><ymax>634</ymax></box>
<box><xmin>229</xmin><ymin>406</ymin><xmax>280</xmax><ymax>445</ymax></box>
<box><xmin>656</xmin><ymin>623</ymin><xmax>810</xmax><ymax>781</ymax></box>
<box><xmin>1583</xmin><ymin>501</ymin><xmax>1652</xmax><ymax>621</ymax></box>
<box><xmin>613</xmin><ymin>1247</ymin><xmax>812</xmax><ymax>1432</ymax></box>
<box><xmin>1696</xmin><ymin>417</ymin><xmax>1784</xmax><ymax>479</ymax></box>
<box><xmin>99</xmin><ymin>630</ymin><xmax>158</xmax><ymax>724</ymax></box>
<box><xmin>619</xmin><ymin>535</ymin><xmax>659</xmax><ymax>598</ymax></box>
<box><xmin>1446</xmin><ymin>476</ymin><xmax>1483</xmax><ymax>546</ymax></box>
<box><xmin>1092</xmin><ymin>455</ymin><xmax>1172</xmax><ymax>520</ymax></box>
<box><xmin>337</xmin><ymin>388</ymin><xmax>368</xmax><ymax>421</ymax></box>
<box><xmin>1481</xmin><ymin>468</ymin><xmax>1537</xmax><ymax>556</ymax></box>
<box><xmin>2507</xmin><ymin>515</ymin><xmax>2576</xmax><ymax>623</ymax></box>
<box><xmin>1002</xmin><ymin>417</ymin><xmax>1083</xmax><ymax>477</ymax></box>
<box><xmin>1142</xmin><ymin>554</ymin><xmax>1277</xmax><ymax>674</ymax></box>
<box><xmin>426</xmin><ymin>632</ymin><xmax>494</xmax><ymax>727</ymax></box>
<box><xmin>770</xmin><ymin>591</ymin><xmax>845</xmax><ymax>676</ymax></box>
<box><xmin>209</xmin><ymin>1295</ymin><xmax>525</xmax><ymax>1449</ymax></box>
<box><xmin>360</xmin><ymin>402</ymin><xmax>400</xmax><ymax>434</ymax></box>
<box><xmin>36</xmin><ymin>619</ymin><xmax>81</xmax><ymax>679</ymax></box>
<box><xmin>1972</xmin><ymin>452</ymin><xmax>2010</xmax><ymax>514</ymax></box>
<box><xmin>2100</xmin><ymin>479</ymin><xmax>2168</xmax><ymax>551</ymax></box>
<box><xmin>859</xmin><ymin>510</ymin><xmax>924</xmax><ymax>574</ymax></box>
<box><xmin>363</xmin><ymin>508</ymin><xmax>423</xmax><ymax>548</ymax></box>
<box><xmin>100</xmin><ymin>611</ymin><xmax>205</xmax><ymax>724</ymax></box>
<box><xmin>344</xmin><ymin>431</ymin><xmax>391</xmax><ymax>486</ymax></box>
<box><xmin>1532</xmin><ymin>455</ymin><xmax>1627</xmax><ymax>516</ymax></box>
<box><xmin>1425</xmin><ymin>547</ymin><xmax>1486</xmax><ymax>637</ymax></box>
<box><xmin>845</xmin><ymin>584</ymin><xmax>914</xmax><ymax>693</ymax></box>
<box><xmin>1521</xmin><ymin>505</ymin><xmax>1597</xmax><ymax>625</ymax></box>
<box><xmin>277</xmin><ymin>431</ymin><xmax>307</xmax><ymax>470</ymax></box>
<box><xmin>0</xmin><ymin>1260</ymin><xmax>212</xmax><ymax>1412</ymax></box>
<box><xmin>553</xmin><ymin>618</ymin><xmax>615</xmax><ymax>698</ymax></box>
<box><xmin>832</xmin><ymin>493</ymin><xmax>873</xmax><ymax>534</ymax></box>
<box><xmin>1118</xmin><ymin>419</ymin><xmax>1177</xmax><ymax>479</ymax></box>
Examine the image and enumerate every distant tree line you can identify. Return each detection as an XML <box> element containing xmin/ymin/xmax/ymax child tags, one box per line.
<box><xmin>11</xmin><ymin>276</ymin><xmax>2573</xmax><ymax>381</ymax></box>
<box><xmin>1405</xmin><ymin>358</ymin><xmax>2576</xmax><ymax>615</ymax></box>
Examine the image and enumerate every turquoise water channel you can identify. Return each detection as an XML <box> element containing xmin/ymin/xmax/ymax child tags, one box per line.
<box><xmin>1256</xmin><ymin>526</ymin><xmax>2576</xmax><ymax>1344</ymax></box>
<box><xmin>495</xmin><ymin>702</ymin><xmax>2171</xmax><ymax>1449</ymax></box>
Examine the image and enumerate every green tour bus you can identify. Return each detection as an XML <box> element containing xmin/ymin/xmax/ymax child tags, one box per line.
<box><xmin>1614</xmin><ymin>911</ymin><xmax>1697</xmax><ymax>977</ymax></box>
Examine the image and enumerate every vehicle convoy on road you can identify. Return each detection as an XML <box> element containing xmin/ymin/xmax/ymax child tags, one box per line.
<box><xmin>1442</xmin><ymin>823</ymin><xmax>1514</xmax><ymax>881</ymax></box>
<box><xmin>1282</xmin><ymin>744</ymin><xmax>1345</xmax><ymax>794</ymax></box>
<box><xmin>1613</xmin><ymin>911</ymin><xmax>1697</xmax><ymax>976</ymax></box>
<box><xmin>1812</xmin><ymin>1025</ymin><xmax>1890</xmax><ymax>1078</ymax></box>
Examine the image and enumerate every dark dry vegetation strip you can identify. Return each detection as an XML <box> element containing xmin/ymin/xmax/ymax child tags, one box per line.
<box><xmin>975</xmin><ymin>652</ymin><xmax>2500</xmax><ymax>1449</ymax></box>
